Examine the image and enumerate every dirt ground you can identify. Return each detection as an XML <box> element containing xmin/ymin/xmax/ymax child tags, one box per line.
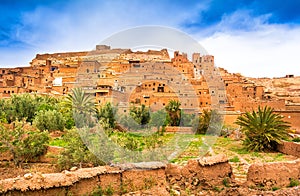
<box><xmin>0</xmin><ymin>161</ymin><xmax>59</xmax><ymax>180</ymax></box>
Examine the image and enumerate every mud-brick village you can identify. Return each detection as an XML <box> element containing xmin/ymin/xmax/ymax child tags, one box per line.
<box><xmin>1</xmin><ymin>1</ymin><xmax>300</xmax><ymax>195</ymax></box>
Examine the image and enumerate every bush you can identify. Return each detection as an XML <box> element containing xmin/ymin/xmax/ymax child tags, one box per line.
<box><xmin>193</xmin><ymin>110</ymin><xmax>222</xmax><ymax>135</ymax></box>
<box><xmin>130</xmin><ymin>104</ymin><xmax>150</xmax><ymax>126</ymax></box>
<box><xmin>0</xmin><ymin>120</ymin><xmax>49</xmax><ymax>166</ymax></box>
<box><xmin>33</xmin><ymin>110</ymin><xmax>65</xmax><ymax>132</ymax></box>
<box><xmin>292</xmin><ymin>137</ymin><xmax>300</xmax><ymax>142</ymax></box>
<box><xmin>57</xmin><ymin>128</ymin><xmax>112</xmax><ymax>170</ymax></box>
<box><xmin>235</xmin><ymin>106</ymin><xmax>290</xmax><ymax>151</ymax></box>
<box><xmin>288</xmin><ymin>178</ymin><xmax>300</xmax><ymax>187</ymax></box>
<box><xmin>96</xmin><ymin>102</ymin><xmax>117</xmax><ymax>129</ymax></box>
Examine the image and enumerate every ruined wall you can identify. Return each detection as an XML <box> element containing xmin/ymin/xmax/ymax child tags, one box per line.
<box><xmin>1</xmin><ymin>155</ymin><xmax>300</xmax><ymax>195</ymax></box>
<box><xmin>0</xmin><ymin>162</ymin><xmax>167</xmax><ymax>196</ymax></box>
<box><xmin>277</xmin><ymin>141</ymin><xmax>300</xmax><ymax>158</ymax></box>
<box><xmin>247</xmin><ymin>159</ymin><xmax>300</xmax><ymax>188</ymax></box>
<box><xmin>166</xmin><ymin>154</ymin><xmax>234</xmax><ymax>195</ymax></box>
<box><xmin>277</xmin><ymin>111</ymin><xmax>300</xmax><ymax>132</ymax></box>
<box><xmin>0</xmin><ymin>156</ymin><xmax>234</xmax><ymax>196</ymax></box>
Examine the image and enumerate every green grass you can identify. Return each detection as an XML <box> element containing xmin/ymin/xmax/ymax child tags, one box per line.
<box><xmin>49</xmin><ymin>137</ymin><xmax>67</xmax><ymax>147</ymax></box>
<box><xmin>48</xmin><ymin>131</ymin><xmax>295</xmax><ymax>165</ymax></box>
<box><xmin>229</xmin><ymin>156</ymin><xmax>240</xmax><ymax>163</ymax></box>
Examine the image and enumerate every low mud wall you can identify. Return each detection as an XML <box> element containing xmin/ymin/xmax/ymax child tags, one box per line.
<box><xmin>166</xmin><ymin>154</ymin><xmax>234</xmax><ymax>195</ymax></box>
<box><xmin>165</xmin><ymin>126</ymin><xmax>193</xmax><ymax>133</ymax></box>
<box><xmin>2</xmin><ymin>155</ymin><xmax>299</xmax><ymax>195</ymax></box>
<box><xmin>0</xmin><ymin>162</ymin><xmax>167</xmax><ymax>196</ymax></box>
<box><xmin>247</xmin><ymin>159</ymin><xmax>300</xmax><ymax>188</ymax></box>
<box><xmin>0</xmin><ymin>155</ymin><xmax>234</xmax><ymax>196</ymax></box>
<box><xmin>277</xmin><ymin>141</ymin><xmax>300</xmax><ymax>158</ymax></box>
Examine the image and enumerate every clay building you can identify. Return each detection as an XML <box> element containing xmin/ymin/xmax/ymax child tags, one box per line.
<box><xmin>0</xmin><ymin>45</ymin><xmax>299</xmax><ymax>131</ymax></box>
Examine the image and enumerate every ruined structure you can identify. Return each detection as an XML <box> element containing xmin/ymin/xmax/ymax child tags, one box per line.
<box><xmin>0</xmin><ymin>45</ymin><xmax>299</xmax><ymax>130</ymax></box>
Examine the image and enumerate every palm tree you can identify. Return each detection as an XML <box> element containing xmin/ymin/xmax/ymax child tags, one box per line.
<box><xmin>165</xmin><ymin>100</ymin><xmax>181</xmax><ymax>126</ymax></box>
<box><xmin>63</xmin><ymin>88</ymin><xmax>96</xmax><ymax>128</ymax></box>
<box><xmin>65</xmin><ymin>88</ymin><xmax>95</xmax><ymax>114</ymax></box>
<box><xmin>235</xmin><ymin>106</ymin><xmax>290</xmax><ymax>151</ymax></box>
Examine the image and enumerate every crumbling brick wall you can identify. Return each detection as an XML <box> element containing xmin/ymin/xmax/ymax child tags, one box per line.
<box><xmin>166</xmin><ymin>154</ymin><xmax>234</xmax><ymax>194</ymax></box>
<box><xmin>247</xmin><ymin>159</ymin><xmax>300</xmax><ymax>188</ymax></box>
<box><xmin>277</xmin><ymin>141</ymin><xmax>300</xmax><ymax>158</ymax></box>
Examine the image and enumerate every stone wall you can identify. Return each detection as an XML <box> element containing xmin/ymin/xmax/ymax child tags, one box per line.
<box><xmin>277</xmin><ymin>141</ymin><xmax>300</xmax><ymax>157</ymax></box>
<box><xmin>247</xmin><ymin>159</ymin><xmax>300</xmax><ymax>188</ymax></box>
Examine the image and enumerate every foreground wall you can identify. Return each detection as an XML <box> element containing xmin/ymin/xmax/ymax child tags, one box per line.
<box><xmin>0</xmin><ymin>162</ymin><xmax>167</xmax><ymax>196</ymax></box>
<box><xmin>0</xmin><ymin>155</ymin><xmax>234</xmax><ymax>196</ymax></box>
<box><xmin>247</xmin><ymin>159</ymin><xmax>300</xmax><ymax>188</ymax></box>
<box><xmin>1</xmin><ymin>156</ymin><xmax>300</xmax><ymax>195</ymax></box>
<box><xmin>277</xmin><ymin>141</ymin><xmax>300</xmax><ymax>158</ymax></box>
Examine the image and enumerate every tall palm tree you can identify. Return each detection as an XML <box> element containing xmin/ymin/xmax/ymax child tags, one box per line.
<box><xmin>165</xmin><ymin>100</ymin><xmax>181</xmax><ymax>126</ymax></box>
<box><xmin>62</xmin><ymin>88</ymin><xmax>96</xmax><ymax>128</ymax></box>
<box><xmin>235</xmin><ymin>106</ymin><xmax>290</xmax><ymax>151</ymax></box>
<box><xmin>65</xmin><ymin>88</ymin><xmax>95</xmax><ymax>114</ymax></box>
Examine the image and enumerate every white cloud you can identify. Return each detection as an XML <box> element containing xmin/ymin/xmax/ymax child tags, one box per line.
<box><xmin>1</xmin><ymin>1</ymin><xmax>205</xmax><ymax>68</ymax></box>
<box><xmin>199</xmin><ymin>10</ymin><xmax>300</xmax><ymax>77</ymax></box>
<box><xmin>2</xmin><ymin>2</ymin><xmax>300</xmax><ymax>79</ymax></box>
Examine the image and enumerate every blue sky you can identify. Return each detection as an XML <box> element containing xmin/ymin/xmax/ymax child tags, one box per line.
<box><xmin>1</xmin><ymin>0</ymin><xmax>300</xmax><ymax>77</ymax></box>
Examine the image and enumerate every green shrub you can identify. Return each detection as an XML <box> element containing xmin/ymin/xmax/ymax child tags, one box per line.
<box><xmin>33</xmin><ymin>110</ymin><xmax>65</xmax><ymax>132</ymax></box>
<box><xmin>222</xmin><ymin>177</ymin><xmax>230</xmax><ymax>187</ymax></box>
<box><xmin>96</xmin><ymin>102</ymin><xmax>117</xmax><ymax>129</ymax></box>
<box><xmin>0</xmin><ymin>120</ymin><xmax>49</xmax><ymax>166</ymax></box>
<box><xmin>292</xmin><ymin>137</ymin><xmax>300</xmax><ymax>142</ymax></box>
<box><xmin>272</xmin><ymin>186</ymin><xmax>280</xmax><ymax>191</ymax></box>
<box><xmin>288</xmin><ymin>178</ymin><xmax>300</xmax><ymax>187</ymax></box>
<box><xmin>57</xmin><ymin>128</ymin><xmax>113</xmax><ymax>170</ymax></box>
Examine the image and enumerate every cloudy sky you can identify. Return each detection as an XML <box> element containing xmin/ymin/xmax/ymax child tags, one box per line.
<box><xmin>1</xmin><ymin>0</ymin><xmax>300</xmax><ymax>77</ymax></box>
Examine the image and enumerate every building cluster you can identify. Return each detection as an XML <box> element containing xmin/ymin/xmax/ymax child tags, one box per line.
<box><xmin>0</xmin><ymin>45</ymin><xmax>299</xmax><ymax>130</ymax></box>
